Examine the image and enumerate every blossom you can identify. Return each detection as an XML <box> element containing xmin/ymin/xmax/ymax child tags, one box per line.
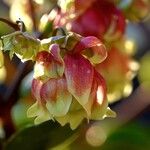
<box><xmin>50</xmin><ymin>0</ymin><xmax>126</xmax><ymax>42</ymax></box>
<box><xmin>27</xmin><ymin>34</ymin><xmax>115</xmax><ymax>129</ymax></box>
<box><xmin>70</xmin><ymin>0</ymin><xmax>126</xmax><ymax>42</ymax></box>
<box><xmin>95</xmin><ymin>47</ymin><xmax>139</xmax><ymax>102</ymax></box>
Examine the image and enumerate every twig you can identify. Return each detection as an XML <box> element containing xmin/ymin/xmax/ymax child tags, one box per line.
<box><xmin>0</xmin><ymin>18</ymin><xmax>20</xmax><ymax>31</ymax></box>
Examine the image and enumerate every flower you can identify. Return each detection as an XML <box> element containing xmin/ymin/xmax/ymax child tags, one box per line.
<box><xmin>51</xmin><ymin>0</ymin><xmax>126</xmax><ymax>42</ymax></box>
<box><xmin>71</xmin><ymin>0</ymin><xmax>126</xmax><ymax>41</ymax></box>
<box><xmin>95</xmin><ymin>47</ymin><xmax>139</xmax><ymax>102</ymax></box>
<box><xmin>27</xmin><ymin>34</ymin><xmax>115</xmax><ymax>129</ymax></box>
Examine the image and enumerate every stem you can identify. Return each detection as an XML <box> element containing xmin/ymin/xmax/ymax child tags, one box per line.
<box><xmin>16</xmin><ymin>18</ymin><xmax>26</xmax><ymax>32</ymax></box>
<box><xmin>0</xmin><ymin>18</ymin><xmax>20</xmax><ymax>31</ymax></box>
<box><xmin>52</xmin><ymin>27</ymin><xmax>67</xmax><ymax>36</ymax></box>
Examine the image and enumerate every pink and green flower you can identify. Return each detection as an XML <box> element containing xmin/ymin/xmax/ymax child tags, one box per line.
<box><xmin>27</xmin><ymin>34</ymin><xmax>116</xmax><ymax>129</ymax></box>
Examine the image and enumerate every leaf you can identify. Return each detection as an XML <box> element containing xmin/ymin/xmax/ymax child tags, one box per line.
<box><xmin>5</xmin><ymin>121</ymin><xmax>77</xmax><ymax>150</ymax></box>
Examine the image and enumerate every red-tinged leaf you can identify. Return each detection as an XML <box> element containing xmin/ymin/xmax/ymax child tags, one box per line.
<box><xmin>64</xmin><ymin>54</ymin><xmax>94</xmax><ymax>107</ymax></box>
<box><xmin>73</xmin><ymin>36</ymin><xmax>107</xmax><ymax>64</ymax></box>
<box><xmin>40</xmin><ymin>78</ymin><xmax>72</xmax><ymax>117</ymax></box>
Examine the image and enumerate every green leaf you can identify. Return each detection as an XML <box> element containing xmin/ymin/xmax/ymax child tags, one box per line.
<box><xmin>5</xmin><ymin>121</ymin><xmax>77</xmax><ymax>150</ymax></box>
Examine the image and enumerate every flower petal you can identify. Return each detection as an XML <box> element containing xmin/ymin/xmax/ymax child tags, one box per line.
<box><xmin>31</xmin><ymin>79</ymin><xmax>43</xmax><ymax>101</ymax></box>
<box><xmin>27</xmin><ymin>101</ymin><xmax>52</xmax><ymax>124</ymax></box>
<box><xmin>56</xmin><ymin>98</ymin><xmax>86</xmax><ymax>129</ymax></box>
<box><xmin>49</xmin><ymin>44</ymin><xmax>65</xmax><ymax>77</ymax></box>
<box><xmin>56</xmin><ymin>109</ymin><xmax>86</xmax><ymax>130</ymax></box>
<box><xmin>104</xmin><ymin>107</ymin><xmax>116</xmax><ymax>118</ymax></box>
<box><xmin>34</xmin><ymin>51</ymin><xmax>63</xmax><ymax>79</ymax></box>
<box><xmin>64</xmin><ymin>54</ymin><xmax>94</xmax><ymax>107</ymax></box>
<box><xmin>41</xmin><ymin>78</ymin><xmax>72</xmax><ymax>117</ymax></box>
<box><xmin>73</xmin><ymin>36</ymin><xmax>107</xmax><ymax>64</ymax></box>
<box><xmin>27</xmin><ymin>101</ymin><xmax>39</xmax><ymax>118</ymax></box>
<box><xmin>91</xmin><ymin>71</ymin><xmax>108</xmax><ymax>120</ymax></box>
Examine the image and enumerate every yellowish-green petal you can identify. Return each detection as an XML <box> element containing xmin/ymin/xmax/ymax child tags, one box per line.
<box><xmin>27</xmin><ymin>101</ymin><xmax>52</xmax><ymax>124</ymax></box>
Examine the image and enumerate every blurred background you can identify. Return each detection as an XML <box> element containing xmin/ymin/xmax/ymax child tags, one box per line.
<box><xmin>0</xmin><ymin>0</ymin><xmax>150</xmax><ymax>150</ymax></box>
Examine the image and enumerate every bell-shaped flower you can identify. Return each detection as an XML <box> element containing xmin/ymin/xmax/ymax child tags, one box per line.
<box><xmin>27</xmin><ymin>35</ymin><xmax>116</xmax><ymax>129</ymax></box>
<box><xmin>50</xmin><ymin>0</ymin><xmax>126</xmax><ymax>42</ymax></box>
<box><xmin>96</xmin><ymin>47</ymin><xmax>139</xmax><ymax>103</ymax></box>
<box><xmin>70</xmin><ymin>0</ymin><xmax>126</xmax><ymax>42</ymax></box>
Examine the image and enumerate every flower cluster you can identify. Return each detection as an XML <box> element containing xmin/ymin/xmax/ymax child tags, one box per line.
<box><xmin>27</xmin><ymin>33</ymin><xmax>115</xmax><ymax>129</ymax></box>
<box><xmin>48</xmin><ymin>0</ymin><xmax>143</xmax><ymax>102</ymax></box>
<box><xmin>96</xmin><ymin>46</ymin><xmax>138</xmax><ymax>102</ymax></box>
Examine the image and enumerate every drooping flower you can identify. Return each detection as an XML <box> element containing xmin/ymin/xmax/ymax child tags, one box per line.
<box><xmin>70</xmin><ymin>0</ymin><xmax>126</xmax><ymax>41</ymax></box>
<box><xmin>49</xmin><ymin>0</ymin><xmax>140</xmax><ymax>103</ymax></box>
<box><xmin>50</xmin><ymin>0</ymin><xmax>126</xmax><ymax>42</ymax></box>
<box><xmin>27</xmin><ymin>34</ymin><xmax>116</xmax><ymax>129</ymax></box>
<box><xmin>95</xmin><ymin>47</ymin><xmax>139</xmax><ymax>102</ymax></box>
